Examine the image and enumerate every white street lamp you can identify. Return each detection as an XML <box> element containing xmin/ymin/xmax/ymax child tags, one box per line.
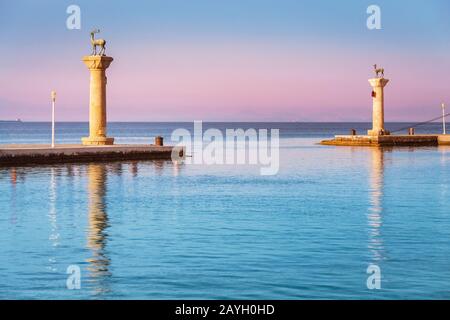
<box><xmin>442</xmin><ymin>103</ymin><xmax>446</xmax><ymax>135</ymax></box>
<box><xmin>51</xmin><ymin>90</ymin><xmax>56</xmax><ymax>148</ymax></box>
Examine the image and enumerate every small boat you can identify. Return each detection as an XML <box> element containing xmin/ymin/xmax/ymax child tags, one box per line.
<box><xmin>0</xmin><ymin>119</ymin><xmax>22</xmax><ymax>123</ymax></box>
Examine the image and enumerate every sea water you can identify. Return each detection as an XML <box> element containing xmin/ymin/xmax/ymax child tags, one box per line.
<box><xmin>0</xmin><ymin>122</ymin><xmax>449</xmax><ymax>299</ymax></box>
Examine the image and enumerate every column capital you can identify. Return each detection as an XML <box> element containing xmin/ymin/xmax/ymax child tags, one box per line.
<box><xmin>82</xmin><ymin>55</ymin><xmax>113</xmax><ymax>70</ymax></box>
<box><xmin>368</xmin><ymin>78</ymin><xmax>389</xmax><ymax>88</ymax></box>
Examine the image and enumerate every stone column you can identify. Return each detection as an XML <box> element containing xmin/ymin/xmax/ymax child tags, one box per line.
<box><xmin>368</xmin><ymin>78</ymin><xmax>389</xmax><ymax>136</ymax></box>
<box><xmin>82</xmin><ymin>55</ymin><xmax>114</xmax><ymax>145</ymax></box>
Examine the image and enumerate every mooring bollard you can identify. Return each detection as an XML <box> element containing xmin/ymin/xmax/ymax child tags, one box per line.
<box><xmin>155</xmin><ymin>136</ymin><xmax>164</xmax><ymax>146</ymax></box>
<box><xmin>350</xmin><ymin>129</ymin><xmax>356</xmax><ymax>136</ymax></box>
<box><xmin>408</xmin><ymin>128</ymin><xmax>415</xmax><ymax>136</ymax></box>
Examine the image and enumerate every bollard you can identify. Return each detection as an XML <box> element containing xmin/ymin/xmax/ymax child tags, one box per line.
<box><xmin>155</xmin><ymin>136</ymin><xmax>164</xmax><ymax>146</ymax></box>
<box><xmin>350</xmin><ymin>129</ymin><xmax>356</xmax><ymax>136</ymax></box>
<box><xmin>408</xmin><ymin>128</ymin><xmax>415</xmax><ymax>136</ymax></box>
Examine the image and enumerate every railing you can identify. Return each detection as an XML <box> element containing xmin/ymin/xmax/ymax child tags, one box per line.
<box><xmin>390</xmin><ymin>112</ymin><xmax>450</xmax><ymax>134</ymax></box>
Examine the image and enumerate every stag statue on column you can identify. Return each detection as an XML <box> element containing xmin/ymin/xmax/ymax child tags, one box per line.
<box><xmin>90</xmin><ymin>29</ymin><xmax>106</xmax><ymax>56</ymax></box>
<box><xmin>373</xmin><ymin>64</ymin><xmax>384</xmax><ymax>78</ymax></box>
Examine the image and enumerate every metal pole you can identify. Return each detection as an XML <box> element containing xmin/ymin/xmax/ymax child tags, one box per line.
<box><xmin>442</xmin><ymin>103</ymin><xmax>446</xmax><ymax>135</ymax></box>
<box><xmin>51</xmin><ymin>91</ymin><xmax>56</xmax><ymax>148</ymax></box>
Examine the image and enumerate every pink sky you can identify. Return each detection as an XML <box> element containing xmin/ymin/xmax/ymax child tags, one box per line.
<box><xmin>1</xmin><ymin>1</ymin><xmax>450</xmax><ymax>122</ymax></box>
<box><xmin>1</xmin><ymin>40</ymin><xmax>449</xmax><ymax>122</ymax></box>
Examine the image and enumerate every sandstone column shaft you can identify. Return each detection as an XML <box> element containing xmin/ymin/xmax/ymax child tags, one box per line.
<box><xmin>82</xmin><ymin>55</ymin><xmax>114</xmax><ymax>145</ymax></box>
<box><xmin>368</xmin><ymin>78</ymin><xmax>389</xmax><ymax>136</ymax></box>
<box><xmin>89</xmin><ymin>69</ymin><xmax>106</xmax><ymax>138</ymax></box>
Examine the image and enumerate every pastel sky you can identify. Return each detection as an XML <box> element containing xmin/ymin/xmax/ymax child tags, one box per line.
<box><xmin>0</xmin><ymin>0</ymin><xmax>449</xmax><ymax>121</ymax></box>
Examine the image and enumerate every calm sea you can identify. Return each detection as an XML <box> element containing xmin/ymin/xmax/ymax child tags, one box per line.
<box><xmin>0</xmin><ymin>122</ymin><xmax>449</xmax><ymax>299</ymax></box>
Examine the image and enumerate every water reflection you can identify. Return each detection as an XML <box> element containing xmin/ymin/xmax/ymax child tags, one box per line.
<box><xmin>66</xmin><ymin>164</ymin><xmax>75</xmax><ymax>178</ymax></box>
<box><xmin>4</xmin><ymin>167</ymin><xmax>28</xmax><ymax>225</ymax></box>
<box><xmin>86</xmin><ymin>163</ymin><xmax>111</xmax><ymax>295</ymax></box>
<box><xmin>438</xmin><ymin>146</ymin><xmax>449</xmax><ymax>206</ymax></box>
<box><xmin>368</xmin><ymin>147</ymin><xmax>385</xmax><ymax>262</ymax></box>
<box><xmin>172</xmin><ymin>160</ymin><xmax>182</xmax><ymax>177</ymax></box>
<box><xmin>153</xmin><ymin>160</ymin><xmax>165</xmax><ymax>175</ymax></box>
<box><xmin>130</xmin><ymin>162</ymin><xmax>138</xmax><ymax>177</ymax></box>
<box><xmin>10</xmin><ymin>167</ymin><xmax>17</xmax><ymax>185</ymax></box>
<box><xmin>9</xmin><ymin>167</ymin><xmax>26</xmax><ymax>184</ymax></box>
<box><xmin>9</xmin><ymin>168</ymin><xmax>18</xmax><ymax>225</ymax></box>
<box><xmin>47</xmin><ymin>167</ymin><xmax>60</xmax><ymax>272</ymax></box>
<box><xmin>109</xmin><ymin>163</ymin><xmax>123</xmax><ymax>176</ymax></box>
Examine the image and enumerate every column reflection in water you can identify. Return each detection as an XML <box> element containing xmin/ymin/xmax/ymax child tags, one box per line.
<box><xmin>131</xmin><ymin>162</ymin><xmax>138</xmax><ymax>178</ymax></box>
<box><xmin>47</xmin><ymin>167</ymin><xmax>60</xmax><ymax>272</ymax></box>
<box><xmin>86</xmin><ymin>163</ymin><xmax>111</xmax><ymax>294</ymax></box>
<box><xmin>438</xmin><ymin>146</ymin><xmax>449</xmax><ymax>203</ymax></box>
<box><xmin>153</xmin><ymin>160</ymin><xmax>165</xmax><ymax>175</ymax></box>
<box><xmin>10</xmin><ymin>168</ymin><xmax>18</xmax><ymax>225</ymax></box>
<box><xmin>368</xmin><ymin>147</ymin><xmax>385</xmax><ymax>262</ymax></box>
<box><xmin>172</xmin><ymin>160</ymin><xmax>182</xmax><ymax>177</ymax></box>
<box><xmin>8</xmin><ymin>167</ymin><xmax>27</xmax><ymax>224</ymax></box>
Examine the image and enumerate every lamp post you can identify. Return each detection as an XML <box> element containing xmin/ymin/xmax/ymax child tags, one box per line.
<box><xmin>442</xmin><ymin>103</ymin><xmax>446</xmax><ymax>135</ymax></box>
<box><xmin>51</xmin><ymin>91</ymin><xmax>56</xmax><ymax>148</ymax></box>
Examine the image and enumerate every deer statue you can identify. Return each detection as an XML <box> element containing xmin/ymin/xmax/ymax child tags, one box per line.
<box><xmin>373</xmin><ymin>64</ymin><xmax>384</xmax><ymax>78</ymax></box>
<box><xmin>90</xmin><ymin>29</ymin><xmax>106</xmax><ymax>56</ymax></box>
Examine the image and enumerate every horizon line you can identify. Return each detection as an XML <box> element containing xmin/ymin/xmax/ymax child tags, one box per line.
<box><xmin>2</xmin><ymin>120</ymin><xmax>447</xmax><ymax>124</ymax></box>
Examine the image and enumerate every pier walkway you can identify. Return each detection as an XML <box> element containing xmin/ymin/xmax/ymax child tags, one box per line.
<box><xmin>320</xmin><ymin>134</ymin><xmax>450</xmax><ymax>147</ymax></box>
<box><xmin>0</xmin><ymin>144</ymin><xmax>183</xmax><ymax>166</ymax></box>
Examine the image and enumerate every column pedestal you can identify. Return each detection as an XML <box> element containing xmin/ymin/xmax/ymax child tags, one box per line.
<box><xmin>368</xmin><ymin>78</ymin><xmax>390</xmax><ymax>136</ymax></box>
<box><xmin>82</xmin><ymin>55</ymin><xmax>114</xmax><ymax>145</ymax></box>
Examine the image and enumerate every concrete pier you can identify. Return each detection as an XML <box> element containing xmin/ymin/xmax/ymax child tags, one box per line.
<box><xmin>320</xmin><ymin>68</ymin><xmax>450</xmax><ymax>147</ymax></box>
<box><xmin>438</xmin><ymin>134</ymin><xmax>450</xmax><ymax>145</ymax></box>
<box><xmin>0</xmin><ymin>144</ymin><xmax>183</xmax><ymax>167</ymax></box>
<box><xmin>321</xmin><ymin>134</ymin><xmax>450</xmax><ymax>147</ymax></box>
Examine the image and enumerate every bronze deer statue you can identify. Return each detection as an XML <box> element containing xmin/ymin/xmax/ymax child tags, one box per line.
<box><xmin>90</xmin><ymin>29</ymin><xmax>106</xmax><ymax>56</ymax></box>
<box><xmin>373</xmin><ymin>64</ymin><xmax>384</xmax><ymax>78</ymax></box>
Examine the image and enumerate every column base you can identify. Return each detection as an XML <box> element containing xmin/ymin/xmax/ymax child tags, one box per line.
<box><xmin>368</xmin><ymin>129</ymin><xmax>390</xmax><ymax>136</ymax></box>
<box><xmin>82</xmin><ymin>136</ymin><xmax>115</xmax><ymax>146</ymax></box>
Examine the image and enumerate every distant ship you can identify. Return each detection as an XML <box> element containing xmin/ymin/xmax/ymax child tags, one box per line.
<box><xmin>0</xmin><ymin>118</ymin><xmax>22</xmax><ymax>123</ymax></box>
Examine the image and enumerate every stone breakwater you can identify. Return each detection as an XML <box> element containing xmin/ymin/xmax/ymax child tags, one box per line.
<box><xmin>320</xmin><ymin>134</ymin><xmax>450</xmax><ymax>147</ymax></box>
<box><xmin>0</xmin><ymin>144</ymin><xmax>184</xmax><ymax>166</ymax></box>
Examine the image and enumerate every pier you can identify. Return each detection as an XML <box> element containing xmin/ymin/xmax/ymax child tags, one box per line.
<box><xmin>0</xmin><ymin>144</ymin><xmax>183</xmax><ymax>167</ymax></box>
<box><xmin>321</xmin><ymin>134</ymin><xmax>450</xmax><ymax>147</ymax></box>
<box><xmin>0</xmin><ymin>31</ymin><xmax>185</xmax><ymax>168</ymax></box>
<box><xmin>320</xmin><ymin>67</ymin><xmax>450</xmax><ymax>147</ymax></box>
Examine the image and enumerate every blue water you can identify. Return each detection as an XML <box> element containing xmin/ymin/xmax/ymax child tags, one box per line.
<box><xmin>0</xmin><ymin>121</ymin><xmax>446</xmax><ymax>144</ymax></box>
<box><xmin>1</xmin><ymin>122</ymin><xmax>450</xmax><ymax>299</ymax></box>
